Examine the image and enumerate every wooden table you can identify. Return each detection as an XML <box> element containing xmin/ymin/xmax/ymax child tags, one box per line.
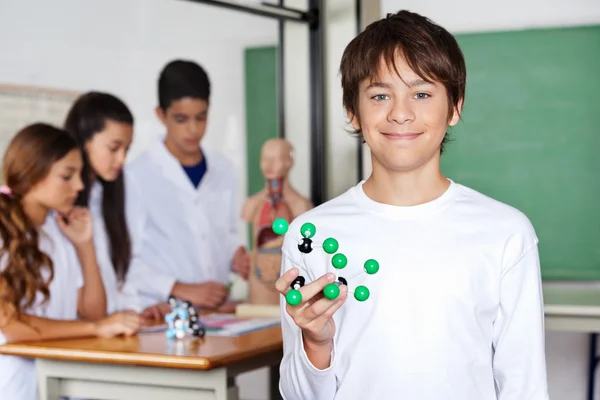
<box><xmin>544</xmin><ymin>282</ymin><xmax>600</xmax><ymax>400</ymax></box>
<box><xmin>0</xmin><ymin>326</ymin><xmax>284</xmax><ymax>400</ymax></box>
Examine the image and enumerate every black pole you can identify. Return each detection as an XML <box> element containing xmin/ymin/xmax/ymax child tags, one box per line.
<box><xmin>308</xmin><ymin>0</ymin><xmax>325</xmax><ymax>206</ymax></box>
<box><xmin>181</xmin><ymin>0</ymin><xmax>311</xmax><ymax>22</ymax></box>
<box><xmin>588</xmin><ymin>333</ymin><xmax>598</xmax><ymax>400</ymax></box>
<box><xmin>277</xmin><ymin>0</ymin><xmax>285</xmax><ymax>139</ymax></box>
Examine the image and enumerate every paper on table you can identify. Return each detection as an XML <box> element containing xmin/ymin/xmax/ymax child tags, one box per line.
<box><xmin>137</xmin><ymin>314</ymin><xmax>280</xmax><ymax>337</ymax></box>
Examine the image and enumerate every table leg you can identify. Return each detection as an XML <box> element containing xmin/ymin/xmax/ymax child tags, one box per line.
<box><xmin>270</xmin><ymin>364</ymin><xmax>283</xmax><ymax>400</ymax></box>
<box><xmin>588</xmin><ymin>333</ymin><xmax>599</xmax><ymax>400</ymax></box>
<box><xmin>36</xmin><ymin>359</ymin><xmax>61</xmax><ymax>400</ymax></box>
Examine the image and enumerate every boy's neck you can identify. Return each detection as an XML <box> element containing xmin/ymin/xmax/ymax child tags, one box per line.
<box><xmin>164</xmin><ymin>139</ymin><xmax>203</xmax><ymax>166</ymax></box>
<box><xmin>363</xmin><ymin>157</ymin><xmax>450</xmax><ymax>207</ymax></box>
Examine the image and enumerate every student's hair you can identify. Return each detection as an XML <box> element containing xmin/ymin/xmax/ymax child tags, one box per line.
<box><xmin>64</xmin><ymin>92</ymin><xmax>133</xmax><ymax>282</ymax></box>
<box><xmin>0</xmin><ymin>123</ymin><xmax>79</xmax><ymax>321</ymax></box>
<box><xmin>340</xmin><ymin>10</ymin><xmax>467</xmax><ymax>153</ymax></box>
<box><xmin>158</xmin><ymin>59</ymin><xmax>211</xmax><ymax>111</ymax></box>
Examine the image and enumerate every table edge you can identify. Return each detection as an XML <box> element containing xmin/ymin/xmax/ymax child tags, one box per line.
<box><xmin>0</xmin><ymin>343</ymin><xmax>284</xmax><ymax>370</ymax></box>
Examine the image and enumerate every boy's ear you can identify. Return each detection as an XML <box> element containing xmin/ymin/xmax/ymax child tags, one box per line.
<box><xmin>155</xmin><ymin>106</ymin><xmax>167</xmax><ymax>125</ymax></box>
<box><xmin>449</xmin><ymin>99</ymin><xmax>464</xmax><ymax>127</ymax></box>
<box><xmin>347</xmin><ymin>110</ymin><xmax>361</xmax><ymax>131</ymax></box>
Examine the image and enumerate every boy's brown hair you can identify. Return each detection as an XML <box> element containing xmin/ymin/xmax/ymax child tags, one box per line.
<box><xmin>340</xmin><ymin>10</ymin><xmax>466</xmax><ymax>152</ymax></box>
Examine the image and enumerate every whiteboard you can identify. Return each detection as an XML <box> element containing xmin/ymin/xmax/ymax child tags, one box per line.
<box><xmin>0</xmin><ymin>84</ymin><xmax>79</xmax><ymax>163</ymax></box>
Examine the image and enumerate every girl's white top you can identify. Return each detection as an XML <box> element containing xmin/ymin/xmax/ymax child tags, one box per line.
<box><xmin>0</xmin><ymin>214</ymin><xmax>83</xmax><ymax>400</ymax></box>
<box><xmin>89</xmin><ymin>181</ymin><xmax>141</xmax><ymax>314</ymax></box>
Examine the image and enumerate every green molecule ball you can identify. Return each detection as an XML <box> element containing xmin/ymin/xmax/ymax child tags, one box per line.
<box><xmin>323</xmin><ymin>283</ymin><xmax>340</xmax><ymax>300</ymax></box>
<box><xmin>272</xmin><ymin>218</ymin><xmax>289</xmax><ymax>235</ymax></box>
<box><xmin>354</xmin><ymin>285</ymin><xmax>370</xmax><ymax>302</ymax></box>
<box><xmin>286</xmin><ymin>289</ymin><xmax>302</xmax><ymax>306</ymax></box>
<box><xmin>300</xmin><ymin>222</ymin><xmax>316</xmax><ymax>239</ymax></box>
<box><xmin>331</xmin><ymin>253</ymin><xmax>348</xmax><ymax>269</ymax></box>
<box><xmin>364</xmin><ymin>259</ymin><xmax>380</xmax><ymax>275</ymax></box>
<box><xmin>322</xmin><ymin>238</ymin><xmax>339</xmax><ymax>254</ymax></box>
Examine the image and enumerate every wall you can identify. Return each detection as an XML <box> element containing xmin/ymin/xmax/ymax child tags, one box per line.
<box><xmin>0</xmin><ymin>0</ymin><xmax>278</xmax><ymax>250</ymax></box>
<box><xmin>378</xmin><ymin>1</ymin><xmax>600</xmax><ymax>399</ymax></box>
<box><xmin>383</xmin><ymin>0</ymin><xmax>600</xmax><ymax>33</ymax></box>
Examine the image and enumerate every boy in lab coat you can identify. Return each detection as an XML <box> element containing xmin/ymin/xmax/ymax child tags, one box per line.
<box><xmin>126</xmin><ymin>60</ymin><xmax>249</xmax><ymax>310</ymax></box>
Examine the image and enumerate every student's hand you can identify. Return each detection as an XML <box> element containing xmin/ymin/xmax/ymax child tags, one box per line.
<box><xmin>57</xmin><ymin>207</ymin><xmax>93</xmax><ymax>247</ymax></box>
<box><xmin>141</xmin><ymin>303</ymin><xmax>172</xmax><ymax>322</ymax></box>
<box><xmin>232</xmin><ymin>246</ymin><xmax>250</xmax><ymax>280</ymax></box>
<box><xmin>94</xmin><ymin>311</ymin><xmax>141</xmax><ymax>338</ymax></box>
<box><xmin>276</xmin><ymin>268</ymin><xmax>347</xmax><ymax>348</ymax></box>
<box><xmin>172</xmin><ymin>281</ymin><xmax>229</xmax><ymax>309</ymax></box>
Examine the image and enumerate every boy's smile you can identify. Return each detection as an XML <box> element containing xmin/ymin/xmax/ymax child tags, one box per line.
<box><xmin>380</xmin><ymin>131</ymin><xmax>423</xmax><ymax>141</ymax></box>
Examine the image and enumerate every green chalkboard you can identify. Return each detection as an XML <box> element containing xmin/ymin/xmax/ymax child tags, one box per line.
<box><xmin>441</xmin><ymin>25</ymin><xmax>600</xmax><ymax>280</ymax></box>
<box><xmin>244</xmin><ymin>46</ymin><xmax>278</xmax><ymax>247</ymax></box>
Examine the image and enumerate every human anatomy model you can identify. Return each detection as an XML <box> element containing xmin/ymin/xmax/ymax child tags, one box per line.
<box><xmin>242</xmin><ymin>139</ymin><xmax>312</xmax><ymax>305</ymax></box>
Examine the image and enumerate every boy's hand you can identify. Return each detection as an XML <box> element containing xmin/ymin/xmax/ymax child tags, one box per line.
<box><xmin>172</xmin><ymin>281</ymin><xmax>229</xmax><ymax>309</ymax></box>
<box><xmin>94</xmin><ymin>311</ymin><xmax>140</xmax><ymax>338</ymax></box>
<box><xmin>276</xmin><ymin>268</ymin><xmax>347</xmax><ymax>348</ymax></box>
<box><xmin>232</xmin><ymin>246</ymin><xmax>250</xmax><ymax>280</ymax></box>
<box><xmin>56</xmin><ymin>207</ymin><xmax>93</xmax><ymax>247</ymax></box>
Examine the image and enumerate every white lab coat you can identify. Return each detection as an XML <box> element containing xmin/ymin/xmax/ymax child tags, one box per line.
<box><xmin>0</xmin><ymin>213</ymin><xmax>83</xmax><ymax>400</ymax></box>
<box><xmin>89</xmin><ymin>181</ymin><xmax>142</xmax><ymax>314</ymax></box>
<box><xmin>125</xmin><ymin>139</ymin><xmax>241</xmax><ymax>308</ymax></box>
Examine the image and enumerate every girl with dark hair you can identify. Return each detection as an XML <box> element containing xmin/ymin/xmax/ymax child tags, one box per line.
<box><xmin>64</xmin><ymin>91</ymin><xmax>167</xmax><ymax>316</ymax></box>
<box><xmin>0</xmin><ymin>123</ymin><xmax>140</xmax><ymax>400</ymax></box>
<box><xmin>63</xmin><ymin>91</ymin><xmax>141</xmax><ymax>313</ymax></box>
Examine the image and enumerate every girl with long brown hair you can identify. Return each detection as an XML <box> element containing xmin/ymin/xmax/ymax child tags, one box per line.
<box><xmin>0</xmin><ymin>123</ymin><xmax>140</xmax><ymax>400</ymax></box>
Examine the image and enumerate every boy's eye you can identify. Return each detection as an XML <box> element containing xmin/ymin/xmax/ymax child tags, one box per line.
<box><xmin>414</xmin><ymin>93</ymin><xmax>430</xmax><ymax>99</ymax></box>
<box><xmin>372</xmin><ymin>94</ymin><xmax>389</xmax><ymax>101</ymax></box>
<box><xmin>174</xmin><ymin>116</ymin><xmax>187</xmax><ymax>123</ymax></box>
<box><xmin>61</xmin><ymin>175</ymin><xmax>73</xmax><ymax>181</ymax></box>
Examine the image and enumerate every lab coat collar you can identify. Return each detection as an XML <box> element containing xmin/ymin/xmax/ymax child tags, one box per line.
<box><xmin>148</xmin><ymin>138</ymin><xmax>214</xmax><ymax>198</ymax></box>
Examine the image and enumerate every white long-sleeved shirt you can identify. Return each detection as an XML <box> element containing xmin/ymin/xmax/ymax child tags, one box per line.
<box><xmin>279</xmin><ymin>179</ymin><xmax>549</xmax><ymax>400</ymax></box>
<box><xmin>125</xmin><ymin>139</ymin><xmax>241</xmax><ymax>308</ymax></box>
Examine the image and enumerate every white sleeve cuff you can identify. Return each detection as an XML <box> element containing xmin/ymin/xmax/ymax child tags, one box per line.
<box><xmin>155</xmin><ymin>276</ymin><xmax>177</xmax><ymax>302</ymax></box>
<box><xmin>298</xmin><ymin>333</ymin><xmax>337</xmax><ymax>377</ymax></box>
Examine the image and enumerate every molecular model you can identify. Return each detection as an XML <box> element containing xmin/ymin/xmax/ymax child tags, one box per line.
<box><xmin>271</xmin><ymin>218</ymin><xmax>379</xmax><ymax>306</ymax></box>
<box><xmin>165</xmin><ymin>296</ymin><xmax>206</xmax><ymax>340</ymax></box>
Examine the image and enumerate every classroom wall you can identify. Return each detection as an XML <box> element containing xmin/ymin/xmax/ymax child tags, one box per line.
<box><xmin>376</xmin><ymin>1</ymin><xmax>600</xmax><ymax>399</ymax></box>
<box><xmin>0</xmin><ymin>0</ymin><xmax>278</xmax><ymax>250</ymax></box>
<box><xmin>0</xmin><ymin>2</ymin><xmax>278</xmax><ymax>398</ymax></box>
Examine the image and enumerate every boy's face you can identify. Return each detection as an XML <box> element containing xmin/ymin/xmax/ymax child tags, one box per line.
<box><xmin>350</xmin><ymin>56</ymin><xmax>461</xmax><ymax>173</ymax></box>
<box><xmin>156</xmin><ymin>97</ymin><xmax>208</xmax><ymax>159</ymax></box>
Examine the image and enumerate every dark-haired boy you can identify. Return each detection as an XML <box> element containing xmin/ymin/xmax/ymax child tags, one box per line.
<box><xmin>276</xmin><ymin>10</ymin><xmax>548</xmax><ymax>400</ymax></box>
<box><xmin>126</xmin><ymin>60</ymin><xmax>249</xmax><ymax>311</ymax></box>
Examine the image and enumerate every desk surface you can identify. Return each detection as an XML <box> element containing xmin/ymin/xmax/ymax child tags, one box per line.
<box><xmin>543</xmin><ymin>283</ymin><xmax>600</xmax><ymax>316</ymax></box>
<box><xmin>0</xmin><ymin>326</ymin><xmax>283</xmax><ymax>370</ymax></box>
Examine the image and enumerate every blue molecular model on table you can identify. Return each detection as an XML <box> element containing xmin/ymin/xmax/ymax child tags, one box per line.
<box><xmin>271</xmin><ymin>218</ymin><xmax>379</xmax><ymax>306</ymax></box>
<box><xmin>165</xmin><ymin>296</ymin><xmax>206</xmax><ymax>340</ymax></box>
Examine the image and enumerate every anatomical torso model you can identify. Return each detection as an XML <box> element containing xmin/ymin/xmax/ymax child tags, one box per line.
<box><xmin>242</xmin><ymin>139</ymin><xmax>313</xmax><ymax>305</ymax></box>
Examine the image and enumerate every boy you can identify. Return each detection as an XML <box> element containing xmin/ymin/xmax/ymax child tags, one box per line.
<box><xmin>275</xmin><ymin>10</ymin><xmax>549</xmax><ymax>400</ymax></box>
<box><xmin>126</xmin><ymin>60</ymin><xmax>249</xmax><ymax>310</ymax></box>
